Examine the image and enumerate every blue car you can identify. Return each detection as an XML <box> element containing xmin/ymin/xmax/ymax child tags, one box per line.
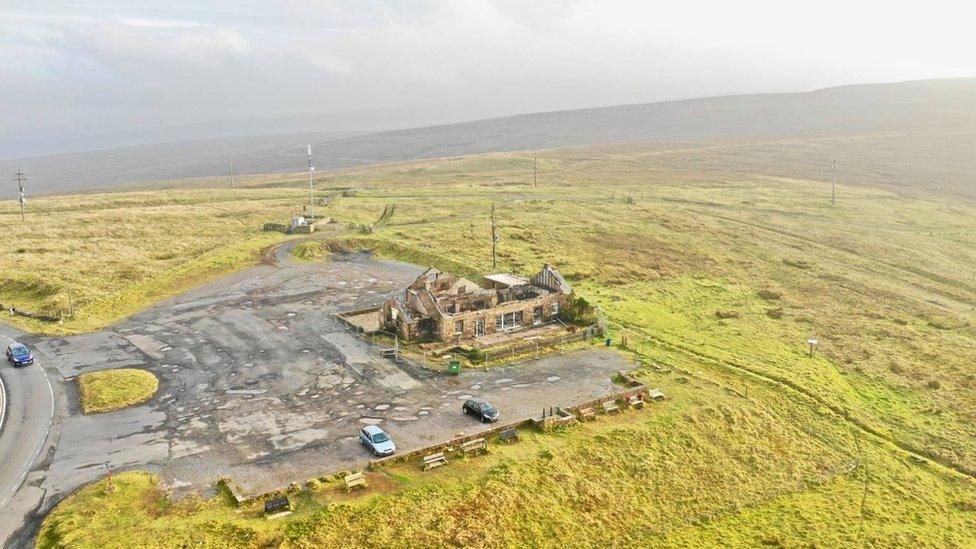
<box><xmin>5</xmin><ymin>342</ymin><xmax>35</xmax><ymax>367</ymax></box>
<box><xmin>359</xmin><ymin>425</ymin><xmax>396</xmax><ymax>457</ymax></box>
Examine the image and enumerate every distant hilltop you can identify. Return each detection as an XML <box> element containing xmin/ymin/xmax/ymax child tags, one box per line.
<box><xmin>2</xmin><ymin>77</ymin><xmax>975</xmax><ymax>198</ymax></box>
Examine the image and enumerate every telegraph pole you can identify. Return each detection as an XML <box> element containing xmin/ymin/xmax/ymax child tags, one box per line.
<box><xmin>533</xmin><ymin>155</ymin><xmax>538</xmax><ymax>187</ymax></box>
<box><xmin>307</xmin><ymin>145</ymin><xmax>315</xmax><ymax>220</ymax></box>
<box><xmin>831</xmin><ymin>160</ymin><xmax>837</xmax><ymax>205</ymax></box>
<box><xmin>65</xmin><ymin>272</ymin><xmax>74</xmax><ymax>317</ymax></box>
<box><xmin>491</xmin><ymin>203</ymin><xmax>498</xmax><ymax>269</ymax></box>
<box><xmin>13</xmin><ymin>171</ymin><xmax>26</xmax><ymax>221</ymax></box>
<box><xmin>227</xmin><ymin>160</ymin><xmax>235</xmax><ymax>189</ymax></box>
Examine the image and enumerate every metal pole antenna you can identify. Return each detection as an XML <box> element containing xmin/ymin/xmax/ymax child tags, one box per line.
<box><xmin>307</xmin><ymin>145</ymin><xmax>315</xmax><ymax>220</ymax></box>
<box><xmin>831</xmin><ymin>160</ymin><xmax>837</xmax><ymax>205</ymax></box>
<box><xmin>533</xmin><ymin>155</ymin><xmax>537</xmax><ymax>187</ymax></box>
<box><xmin>14</xmin><ymin>171</ymin><xmax>26</xmax><ymax>221</ymax></box>
<box><xmin>228</xmin><ymin>160</ymin><xmax>235</xmax><ymax>189</ymax></box>
<box><xmin>491</xmin><ymin>203</ymin><xmax>498</xmax><ymax>269</ymax></box>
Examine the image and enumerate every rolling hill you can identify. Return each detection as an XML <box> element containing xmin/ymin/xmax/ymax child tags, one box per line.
<box><xmin>2</xmin><ymin>77</ymin><xmax>974</xmax><ymax>199</ymax></box>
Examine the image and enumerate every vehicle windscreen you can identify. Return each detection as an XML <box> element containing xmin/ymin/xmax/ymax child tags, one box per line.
<box><xmin>371</xmin><ymin>432</ymin><xmax>390</xmax><ymax>443</ymax></box>
<box><xmin>482</xmin><ymin>404</ymin><xmax>496</xmax><ymax>414</ymax></box>
<box><xmin>11</xmin><ymin>346</ymin><xmax>29</xmax><ymax>357</ymax></box>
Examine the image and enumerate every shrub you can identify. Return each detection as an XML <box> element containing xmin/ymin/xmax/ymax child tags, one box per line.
<box><xmin>757</xmin><ymin>289</ymin><xmax>782</xmax><ymax>301</ymax></box>
<box><xmin>715</xmin><ymin>310</ymin><xmax>740</xmax><ymax>319</ymax></box>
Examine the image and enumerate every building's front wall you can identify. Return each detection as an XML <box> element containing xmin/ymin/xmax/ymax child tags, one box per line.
<box><xmin>433</xmin><ymin>293</ymin><xmax>565</xmax><ymax>342</ymax></box>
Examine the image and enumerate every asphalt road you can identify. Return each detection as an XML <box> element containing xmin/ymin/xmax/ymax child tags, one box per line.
<box><xmin>0</xmin><ymin>329</ymin><xmax>55</xmax><ymax>543</ymax></box>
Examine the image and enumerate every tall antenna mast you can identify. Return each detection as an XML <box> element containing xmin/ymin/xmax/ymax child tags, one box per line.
<box><xmin>491</xmin><ymin>203</ymin><xmax>498</xmax><ymax>269</ymax></box>
<box><xmin>307</xmin><ymin>145</ymin><xmax>315</xmax><ymax>220</ymax></box>
<box><xmin>533</xmin><ymin>155</ymin><xmax>538</xmax><ymax>187</ymax></box>
<box><xmin>831</xmin><ymin>160</ymin><xmax>837</xmax><ymax>205</ymax></box>
<box><xmin>13</xmin><ymin>171</ymin><xmax>26</xmax><ymax>221</ymax></box>
<box><xmin>227</xmin><ymin>160</ymin><xmax>235</xmax><ymax>189</ymax></box>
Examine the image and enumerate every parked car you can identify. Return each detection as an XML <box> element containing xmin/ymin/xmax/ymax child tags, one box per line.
<box><xmin>462</xmin><ymin>398</ymin><xmax>499</xmax><ymax>423</ymax></box>
<box><xmin>359</xmin><ymin>425</ymin><xmax>396</xmax><ymax>456</ymax></box>
<box><xmin>5</xmin><ymin>342</ymin><xmax>34</xmax><ymax>367</ymax></box>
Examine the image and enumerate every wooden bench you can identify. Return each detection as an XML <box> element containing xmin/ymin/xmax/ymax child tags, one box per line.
<box><xmin>459</xmin><ymin>437</ymin><xmax>488</xmax><ymax>455</ymax></box>
<box><xmin>264</xmin><ymin>496</ymin><xmax>292</xmax><ymax>519</ymax></box>
<box><xmin>601</xmin><ymin>400</ymin><xmax>620</xmax><ymax>414</ymax></box>
<box><xmin>422</xmin><ymin>452</ymin><xmax>448</xmax><ymax>470</ymax></box>
<box><xmin>647</xmin><ymin>388</ymin><xmax>666</xmax><ymax>401</ymax></box>
<box><xmin>498</xmin><ymin>428</ymin><xmax>519</xmax><ymax>443</ymax></box>
<box><xmin>344</xmin><ymin>471</ymin><xmax>367</xmax><ymax>492</ymax></box>
<box><xmin>578</xmin><ymin>407</ymin><xmax>597</xmax><ymax>421</ymax></box>
<box><xmin>628</xmin><ymin>394</ymin><xmax>645</xmax><ymax>409</ymax></box>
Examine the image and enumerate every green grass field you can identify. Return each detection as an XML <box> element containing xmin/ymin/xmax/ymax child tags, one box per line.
<box><xmin>17</xmin><ymin>143</ymin><xmax>976</xmax><ymax>546</ymax></box>
<box><xmin>0</xmin><ymin>189</ymin><xmax>309</xmax><ymax>333</ymax></box>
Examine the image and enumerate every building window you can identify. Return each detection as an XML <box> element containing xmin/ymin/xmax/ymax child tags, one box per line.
<box><xmin>495</xmin><ymin>315</ymin><xmax>503</xmax><ymax>331</ymax></box>
<box><xmin>513</xmin><ymin>311</ymin><xmax>523</xmax><ymax>326</ymax></box>
<box><xmin>475</xmin><ymin>318</ymin><xmax>485</xmax><ymax>336</ymax></box>
<box><xmin>552</xmin><ymin>302</ymin><xmax>559</xmax><ymax>317</ymax></box>
<box><xmin>533</xmin><ymin>306</ymin><xmax>543</xmax><ymax>325</ymax></box>
<box><xmin>454</xmin><ymin>320</ymin><xmax>464</xmax><ymax>335</ymax></box>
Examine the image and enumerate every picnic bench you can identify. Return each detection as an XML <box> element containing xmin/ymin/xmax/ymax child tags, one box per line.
<box><xmin>264</xmin><ymin>496</ymin><xmax>292</xmax><ymax>518</ymax></box>
<box><xmin>628</xmin><ymin>394</ymin><xmax>645</xmax><ymax>409</ymax></box>
<box><xmin>601</xmin><ymin>400</ymin><xmax>621</xmax><ymax>414</ymax></box>
<box><xmin>498</xmin><ymin>428</ymin><xmax>519</xmax><ymax>443</ymax></box>
<box><xmin>422</xmin><ymin>451</ymin><xmax>448</xmax><ymax>470</ymax></box>
<box><xmin>647</xmin><ymin>388</ymin><xmax>666</xmax><ymax>401</ymax></box>
<box><xmin>578</xmin><ymin>407</ymin><xmax>597</xmax><ymax>421</ymax></box>
<box><xmin>344</xmin><ymin>471</ymin><xmax>367</xmax><ymax>492</ymax></box>
<box><xmin>459</xmin><ymin>437</ymin><xmax>488</xmax><ymax>455</ymax></box>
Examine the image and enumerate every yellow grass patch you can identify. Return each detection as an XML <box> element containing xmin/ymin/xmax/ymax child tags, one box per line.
<box><xmin>78</xmin><ymin>368</ymin><xmax>159</xmax><ymax>414</ymax></box>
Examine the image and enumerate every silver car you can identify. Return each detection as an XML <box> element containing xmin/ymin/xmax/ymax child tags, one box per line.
<box><xmin>359</xmin><ymin>425</ymin><xmax>396</xmax><ymax>456</ymax></box>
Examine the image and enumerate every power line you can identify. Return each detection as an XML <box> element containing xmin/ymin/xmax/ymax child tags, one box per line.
<box><xmin>13</xmin><ymin>171</ymin><xmax>26</xmax><ymax>221</ymax></box>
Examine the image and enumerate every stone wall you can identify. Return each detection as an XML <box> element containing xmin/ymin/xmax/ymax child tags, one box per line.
<box><xmin>434</xmin><ymin>293</ymin><xmax>564</xmax><ymax>342</ymax></box>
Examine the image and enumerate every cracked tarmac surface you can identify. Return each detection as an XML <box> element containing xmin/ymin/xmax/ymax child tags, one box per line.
<box><xmin>16</xmin><ymin>249</ymin><xmax>632</xmax><ymax>516</ymax></box>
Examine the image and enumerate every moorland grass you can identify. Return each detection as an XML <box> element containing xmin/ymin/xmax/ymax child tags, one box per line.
<box><xmin>19</xmin><ymin>144</ymin><xmax>976</xmax><ymax>545</ymax></box>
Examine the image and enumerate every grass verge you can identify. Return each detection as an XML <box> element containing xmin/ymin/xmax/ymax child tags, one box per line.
<box><xmin>78</xmin><ymin>368</ymin><xmax>159</xmax><ymax>414</ymax></box>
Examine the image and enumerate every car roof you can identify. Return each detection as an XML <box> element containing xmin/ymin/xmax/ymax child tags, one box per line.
<box><xmin>468</xmin><ymin>397</ymin><xmax>490</xmax><ymax>405</ymax></box>
<box><xmin>363</xmin><ymin>425</ymin><xmax>386</xmax><ymax>435</ymax></box>
<box><xmin>10</xmin><ymin>343</ymin><xmax>28</xmax><ymax>351</ymax></box>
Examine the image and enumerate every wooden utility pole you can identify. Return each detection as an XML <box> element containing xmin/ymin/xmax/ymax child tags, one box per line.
<box><xmin>491</xmin><ymin>203</ymin><xmax>498</xmax><ymax>269</ymax></box>
<box><xmin>533</xmin><ymin>155</ymin><xmax>538</xmax><ymax>187</ymax></box>
<box><xmin>228</xmin><ymin>160</ymin><xmax>235</xmax><ymax>189</ymax></box>
<box><xmin>65</xmin><ymin>272</ymin><xmax>74</xmax><ymax>317</ymax></box>
<box><xmin>13</xmin><ymin>171</ymin><xmax>26</xmax><ymax>221</ymax></box>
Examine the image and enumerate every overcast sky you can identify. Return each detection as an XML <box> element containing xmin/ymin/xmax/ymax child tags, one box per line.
<box><xmin>2</xmin><ymin>0</ymin><xmax>974</xmax><ymax>146</ymax></box>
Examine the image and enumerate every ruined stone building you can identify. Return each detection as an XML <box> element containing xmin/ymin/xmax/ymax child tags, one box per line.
<box><xmin>379</xmin><ymin>265</ymin><xmax>571</xmax><ymax>342</ymax></box>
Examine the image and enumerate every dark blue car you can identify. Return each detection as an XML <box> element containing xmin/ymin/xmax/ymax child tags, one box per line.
<box><xmin>5</xmin><ymin>343</ymin><xmax>34</xmax><ymax>367</ymax></box>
